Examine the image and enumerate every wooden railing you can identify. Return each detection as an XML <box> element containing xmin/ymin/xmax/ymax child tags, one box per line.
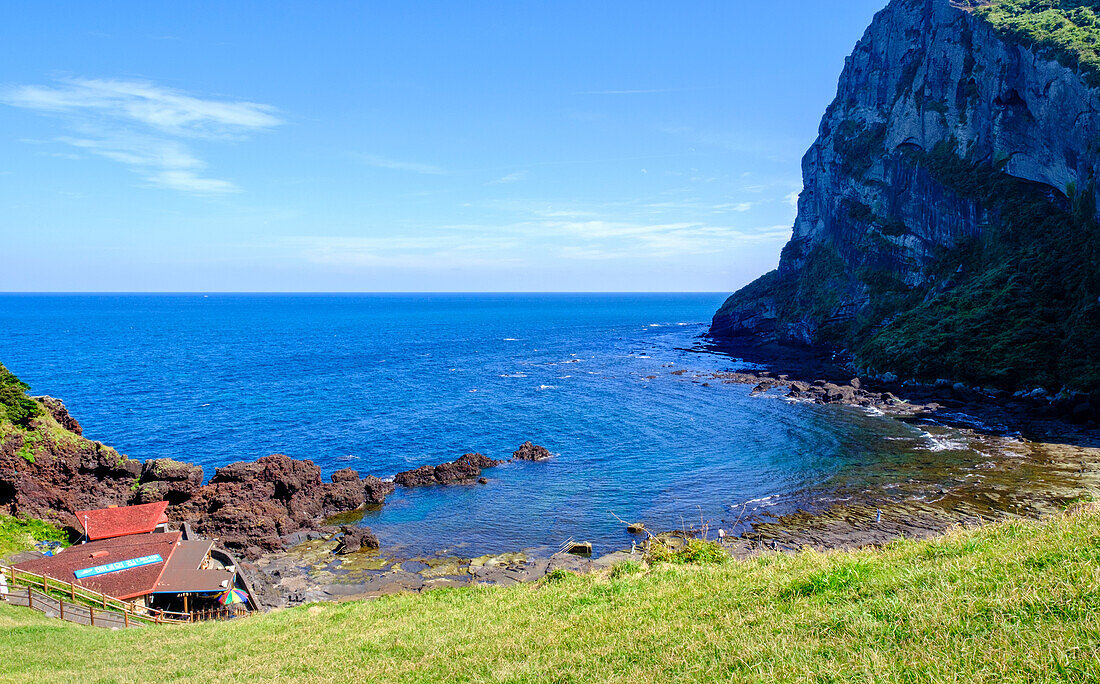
<box><xmin>5</xmin><ymin>587</ymin><xmax>146</xmax><ymax>629</ymax></box>
<box><xmin>1</xmin><ymin>564</ymin><xmax>191</xmax><ymax>625</ymax></box>
<box><xmin>191</xmin><ymin>604</ymin><xmax>251</xmax><ymax>621</ymax></box>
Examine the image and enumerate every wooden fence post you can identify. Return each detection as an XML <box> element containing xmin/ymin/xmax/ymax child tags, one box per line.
<box><xmin>124</xmin><ymin>611</ymin><xmax>129</xmax><ymax>628</ymax></box>
<box><xmin>89</xmin><ymin>606</ymin><xmax>95</xmax><ymax>628</ymax></box>
<box><xmin>70</xmin><ymin>581</ymin><xmax>75</xmax><ymax>601</ymax></box>
<box><xmin>59</xmin><ymin>600</ymin><xmax>64</xmax><ymax>621</ymax></box>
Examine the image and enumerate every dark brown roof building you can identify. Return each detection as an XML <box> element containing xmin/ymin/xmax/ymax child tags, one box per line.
<box><xmin>15</xmin><ymin>532</ymin><xmax>180</xmax><ymax>600</ymax></box>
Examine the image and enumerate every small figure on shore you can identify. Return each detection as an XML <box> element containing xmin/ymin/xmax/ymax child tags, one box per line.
<box><xmin>876</xmin><ymin>509</ymin><xmax>882</xmax><ymax>523</ymax></box>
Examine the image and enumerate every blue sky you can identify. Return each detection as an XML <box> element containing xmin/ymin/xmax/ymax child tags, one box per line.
<box><xmin>0</xmin><ymin>1</ymin><xmax>887</xmax><ymax>292</ymax></box>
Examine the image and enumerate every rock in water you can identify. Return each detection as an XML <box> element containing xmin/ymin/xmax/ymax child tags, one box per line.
<box><xmin>511</xmin><ymin>441</ymin><xmax>552</xmax><ymax>461</ymax></box>
<box><xmin>335</xmin><ymin>525</ymin><xmax>380</xmax><ymax>554</ymax></box>
<box><xmin>393</xmin><ymin>453</ymin><xmax>505</xmax><ymax>487</ymax></box>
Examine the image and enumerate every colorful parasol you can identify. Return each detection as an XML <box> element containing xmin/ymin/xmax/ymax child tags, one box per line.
<box><xmin>217</xmin><ymin>588</ymin><xmax>249</xmax><ymax>605</ymax></box>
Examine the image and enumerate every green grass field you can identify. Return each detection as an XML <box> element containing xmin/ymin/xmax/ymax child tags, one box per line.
<box><xmin>2</xmin><ymin>508</ymin><xmax>1099</xmax><ymax>683</ymax></box>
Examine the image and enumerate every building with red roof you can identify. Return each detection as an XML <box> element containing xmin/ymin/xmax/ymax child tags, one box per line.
<box><xmin>74</xmin><ymin>501</ymin><xmax>170</xmax><ymax>541</ymax></box>
<box><xmin>15</xmin><ymin>532</ymin><xmax>181</xmax><ymax>601</ymax></box>
<box><xmin>13</xmin><ymin>503</ymin><xmax>253</xmax><ymax>615</ymax></box>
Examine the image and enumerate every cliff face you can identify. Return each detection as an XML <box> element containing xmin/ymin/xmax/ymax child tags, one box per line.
<box><xmin>712</xmin><ymin>0</ymin><xmax>1100</xmax><ymax>392</ymax></box>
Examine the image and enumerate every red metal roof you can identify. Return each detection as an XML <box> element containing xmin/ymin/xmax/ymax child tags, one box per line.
<box><xmin>14</xmin><ymin>532</ymin><xmax>180</xmax><ymax>600</ymax></box>
<box><xmin>75</xmin><ymin>501</ymin><xmax>170</xmax><ymax>541</ymax></box>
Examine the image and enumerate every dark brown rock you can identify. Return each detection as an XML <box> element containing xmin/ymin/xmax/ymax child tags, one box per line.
<box><xmin>34</xmin><ymin>396</ymin><xmax>82</xmax><ymax>435</ymax></box>
<box><xmin>394</xmin><ymin>453</ymin><xmax>504</xmax><ymax>487</ymax></box>
<box><xmin>512</xmin><ymin>441</ymin><xmax>552</xmax><ymax>462</ymax></box>
<box><xmin>363</xmin><ymin>476</ymin><xmax>395</xmax><ymax>504</ymax></box>
<box><xmin>330</xmin><ymin>468</ymin><xmax>360</xmax><ymax>483</ymax></box>
<box><xmin>335</xmin><ymin>525</ymin><xmax>379</xmax><ymax>554</ymax></box>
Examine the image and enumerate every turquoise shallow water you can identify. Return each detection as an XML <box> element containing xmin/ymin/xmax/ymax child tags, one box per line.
<box><xmin>0</xmin><ymin>293</ymin><xmax>941</xmax><ymax>557</ymax></box>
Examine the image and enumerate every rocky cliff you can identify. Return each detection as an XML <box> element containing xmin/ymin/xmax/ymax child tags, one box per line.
<box><xmin>712</xmin><ymin>0</ymin><xmax>1100</xmax><ymax>393</ymax></box>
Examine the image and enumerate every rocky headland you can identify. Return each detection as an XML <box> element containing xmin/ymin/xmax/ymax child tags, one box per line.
<box><xmin>711</xmin><ymin>0</ymin><xmax>1100</xmax><ymax>397</ymax></box>
<box><xmin>0</xmin><ymin>370</ymin><xmax>554</xmax><ymax>563</ymax></box>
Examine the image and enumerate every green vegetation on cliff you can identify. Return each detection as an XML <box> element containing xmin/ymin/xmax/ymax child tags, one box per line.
<box><xmin>855</xmin><ymin>143</ymin><xmax>1100</xmax><ymax>390</ymax></box>
<box><xmin>973</xmin><ymin>0</ymin><xmax>1100</xmax><ymax>86</ymax></box>
<box><xmin>0</xmin><ymin>363</ymin><xmax>41</xmax><ymax>428</ymax></box>
<box><xmin>1</xmin><ymin>508</ymin><xmax>1099</xmax><ymax>681</ymax></box>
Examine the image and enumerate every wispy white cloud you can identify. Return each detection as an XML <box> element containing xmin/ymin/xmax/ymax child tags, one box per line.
<box><xmin>785</xmin><ymin>190</ymin><xmax>801</xmax><ymax>207</ymax></box>
<box><xmin>1</xmin><ymin>78</ymin><xmax>281</xmax><ymax>194</ymax></box>
<box><xmin>283</xmin><ymin>234</ymin><xmax>522</xmax><ymax>269</ymax></box>
<box><xmin>490</xmin><ymin>170</ymin><xmax>527</xmax><ymax>185</ymax></box>
<box><xmin>282</xmin><ymin>215</ymin><xmax>790</xmax><ymax>270</ymax></box>
<box><xmin>355</xmin><ymin>153</ymin><xmax>446</xmax><ymax>175</ymax></box>
<box><xmin>3</xmin><ymin>78</ymin><xmax>281</xmax><ymax>137</ymax></box>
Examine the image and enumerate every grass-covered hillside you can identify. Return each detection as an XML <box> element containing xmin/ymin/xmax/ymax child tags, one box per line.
<box><xmin>0</xmin><ymin>516</ymin><xmax>68</xmax><ymax>559</ymax></box>
<box><xmin>2</xmin><ymin>508</ymin><xmax>1099</xmax><ymax>682</ymax></box>
<box><xmin>972</xmin><ymin>0</ymin><xmax>1100</xmax><ymax>86</ymax></box>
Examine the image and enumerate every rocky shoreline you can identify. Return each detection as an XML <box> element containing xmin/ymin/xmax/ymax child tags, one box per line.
<box><xmin>6</xmin><ymin>356</ymin><xmax>1100</xmax><ymax>610</ymax></box>
<box><xmin>240</xmin><ymin>353</ymin><xmax>1100</xmax><ymax>609</ymax></box>
<box><xmin>0</xmin><ymin>396</ymin><xmax>554</xmax><ymax>561</ymax></box>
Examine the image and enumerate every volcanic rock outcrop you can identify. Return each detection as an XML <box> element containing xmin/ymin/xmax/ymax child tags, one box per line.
<box><xmin>2</xmin><ymin>379</ymin><xmax>557</xmax><ymax>558</ymax></box>
<box><xmin>0</xmin><ymin>397</ymin><xmax>398</xmax><ymax>558</ymax></box>
<box><xmin>512</xmin><ymin>441</ymin><xmax>552</xmax><ymax>461</ymax></box>
<box><xmin>393</xmin><ymin>453</ymin><xmax>505</xmax><ymax>487</ymax></box>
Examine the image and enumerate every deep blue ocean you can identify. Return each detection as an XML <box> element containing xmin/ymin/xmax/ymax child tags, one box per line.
<box><xmin>0</xmin><ymin>294</ymin><xmax>943</xmax><ymax>558</ymax></box>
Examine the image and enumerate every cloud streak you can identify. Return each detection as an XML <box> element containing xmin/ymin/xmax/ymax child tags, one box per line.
<box><xmin>283</xmin><ymin>217</ymin><xmax>790</xmax><ymax>269</ymax></box>
<box><xmin>1</xmin><ymin>78</ymin><xmax>282</xmax><ymax>194</ymax></box>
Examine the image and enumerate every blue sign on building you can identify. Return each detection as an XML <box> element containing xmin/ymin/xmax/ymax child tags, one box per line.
<box><xmin>74</xmin><ymin>554</ymin><xmax>164</xmax><ymax>579</ymax></box>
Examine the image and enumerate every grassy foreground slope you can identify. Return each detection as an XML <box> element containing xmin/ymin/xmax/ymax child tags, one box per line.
<box><xmin>3</xmin><ymin>510</ymin><xmax>1100</xmax><ymax>682</ymax></box>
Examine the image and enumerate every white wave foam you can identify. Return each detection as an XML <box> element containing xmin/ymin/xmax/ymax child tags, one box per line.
<box><xmin>919</xmin><ymin>430</ymin><xmax>968</xmax><ymax>452</ymax></box>
<box><xmin>538</xmin><ymin>385</ymin><xmax>558</xmax><ymax>390</ymax></box>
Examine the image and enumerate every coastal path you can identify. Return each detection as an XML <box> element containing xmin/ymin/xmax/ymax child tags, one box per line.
<box><xmin>1</xmin><ymin>563</ymin><xmax>191</xmax><ymax>628</ymax></box>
